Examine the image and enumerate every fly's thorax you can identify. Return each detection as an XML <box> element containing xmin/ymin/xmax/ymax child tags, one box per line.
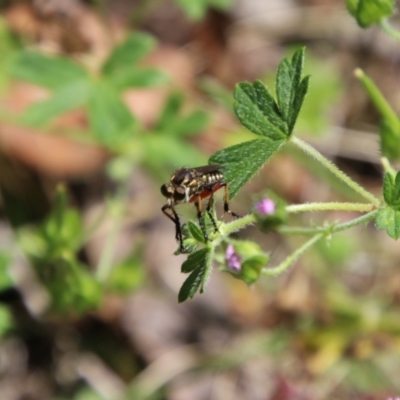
<box><xmin>171</xmin><ymin>168</ymin><xmax>192</xmax><ymax>186</ymax></box>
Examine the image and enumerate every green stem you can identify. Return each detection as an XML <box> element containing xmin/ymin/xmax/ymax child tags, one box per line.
<box><xmin>328</xmin><ymin>209</ymin><xmax>378</xmax><ymax>233</ymax></box>
<box><xmin>262</xmin><ymin>210</ymin><xmax>378</xmax><ymax>275</ymax></box>
<box><xmin>220</xmin><ymin>213</ymin><xmax>257</xmax><ymax>236</ymax></box>
<box><xmin>381</xmin><ymin>157</ymin><xmax>396</xmax><ymax>177</ymax></box>
<box><xmin>262</xmin><ymin>234</ymin><xmax>323</xmax><ymax>276</ymax></box>
<box><xmin>292</xmin><ymin>136</ymin><xmax>381</xmax><ymax>206</ymax></box>
<box><xmin>278</xmin><ymin>210</ymin><xmax>378</xmax><ymax>235</ymax></box>
<box><xmin>286</xmin><ymin>202</ymin><xmax>375</xmax><ymax>213</ymax></box>
<box><xmin>354</xmin><ymin>68</ymin><xmax>400</xmax><ymax>130</ymax></box>
<box><xmin>379</xmin><ymin>18</ymin><xmax>400</xmax><ymax>42</ymax></box>
<box><xmin>220</xmin><ymin>202</ymin><xmax>376</xmax><ymax>238</ymax></box>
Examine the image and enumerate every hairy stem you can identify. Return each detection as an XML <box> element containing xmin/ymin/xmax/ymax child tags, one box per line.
<box><xmin>287</xmin><ymin>202</ymin><xmax>376</xmax><ymax>213</ymax></box>
<box><xmin>278</xmin><ymin>210</ymin><xmax>379</xmax><ymax>235</ymax></box>
<box><xmin>262</xmin><ymin>234</ymin><xmax>323</xmax><ymax>276</ymax></box>
<box><xmin>292</xmin><ymin>136</ymin><xmax>381</xmax><ymax>206</ymax></box>
<box><xmin>263</xmin><ymin>210</ymin><xmax>378</xmax><ymax>274</ymax></box>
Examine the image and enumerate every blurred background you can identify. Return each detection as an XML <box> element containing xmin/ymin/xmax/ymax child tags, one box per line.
<box><xmin>0</xmin><ymin>0</ymin><xmax>400</xmax><ymax>399</ymax></box>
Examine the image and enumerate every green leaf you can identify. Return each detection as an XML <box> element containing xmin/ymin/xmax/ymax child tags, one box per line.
<box><xmin>382</xmin><ymin>171</ymin><xmax>400</xmax><ymax>207</ymax></box>
<box><xmin>383</xmin><ymin>173</ymin><xmax>394</xmax><ymax>204</ymax></box>
<box><xmin>181</xmin><ymin>247</ymin><xmax>210</xmax><ymax>273</ymax></box>
<box><xmin>210</xmin><ymin>49</ymin><xmax>308</xmax><ymax>200</ymax></box>
<box><xmin>200</xmin><ymin>247</ymin><xmax>214</xmax><ymax>293</ymax></box>
<box><xmin>252</xmin><ymin>80</ymin><xmax>287</xmax><ymax>134</ymax></box>
<box><xmin>175</xmin><ymin>110</ymin><xmax>209</xmax><ymax>136</ymax></box>
<box><xmin>88</xmin><ymin>82</ymin><xmax>137</xmax><ymax>147</ymax></box>
<box><xmin>178</xmin><ymin>264</ymin><xmax>205</xmax><ymax>302</ymax></box>
<box><xmin>21</xmin><ymin>79</ymin><xmax>90</xmax><ymax>126</ymax></box>
<box><xmin>276</xmin><ymin>59</ymin><xmax>292</xmax><ymax>123</ymax></box>
<box><xmin>346</xmin><ymin>0</ymin><xmax>359</xmax><ymax>15</ymax></box>
<box><xmin>241</xmin><ymin>254</ymin><xmax>269</xmax><ymax>285</ymax></box>
<box><xmin>155</xmin><ymin>93</ymin><xmax>209</xmax><ymax>137</ymax></box>
<box><xmin>355</xmin><ymin>0</ymin><xmax>395</xmax><ymax>28</ymax></box>
<box><xmin>102</xmin><ymin>32</ymin><xmax>157</xmax><ymax>75</ymax></box>
<box><xmin>376</xmin><ymin>206</ymin><xmax>400</xmax><ymax>239</ymax></box>
<box><xmin>156</xmin><ymin>93</ymin><xmax>183</xmax><ymax>130</ymax></box>
<box><xmin>11</xmin><ymin>50</ymin><xmax>88</xmax><ymax>89</ymax></box>
<box><xmin>276</xmin><ymin>48</ymin><xmax>309</xmax><ymax>133</ymax></box>
<box><xmin>289</xmin><ymin>75</ymin><xmax>310</xmax><ymax>133</ymax></box>
<box><xmin>109</xmin><ymin>67</ymin><xmax>169</xmax><ymax>91</ymax></box>
<box><xmin>179</xmin><ymin>247</ymin><xmax>214</xmax><ymax>301</ymax></box>
<box><xmin>234</xmin><ymin>81</ymin><xmax>287</xmax><ymax>141</ymax></box>
<box><xmin>209</xmin><ymin>138</ymin><xmax>284</xmax><ymax>199</ymax></box>
<box><xmin>187</xmin><ymin>221</ymin><xmax>206</xmax><ymax>244</ymax></box>
<box><xmin>41</xmin><ymin>209</ymin><xmax>83</xmax><ymax>252</ymax></box>
<box><xmin>394</xmin><ymin>171</ymin><xmax>400</xmax><ymax>203</ymax></box>
<box><xmin>142</xmin><ymin>135</ymin><xmax>207</xmax><ymax>172</ymax></box>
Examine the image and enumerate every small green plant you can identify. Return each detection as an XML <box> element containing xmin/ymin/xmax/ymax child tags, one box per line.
<box><xmin>175</xmin><ymin>45</ymin><xmax>400</xmax><ymax>302</ymax></box>
<box><xmin>0</xmin><ymin>29</ymin><xmax>212</xmax><ymax>314</ymax></box>
<box><xmin>11</xmin><ymin>32</ymin><xmax>168</xmax><ymax>148</ymax></box>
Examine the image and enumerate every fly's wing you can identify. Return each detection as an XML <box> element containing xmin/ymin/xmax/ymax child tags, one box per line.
<box><xmin>191</xmin><ymin>165</ymin><xmax>223</xmax><ymax>177</ymax></box>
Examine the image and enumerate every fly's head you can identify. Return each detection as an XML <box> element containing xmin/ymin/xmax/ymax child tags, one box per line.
<box><xmin>160</xmin><ymin>183</ymin><xmax>186</xmax><ymax>206</ymax></box>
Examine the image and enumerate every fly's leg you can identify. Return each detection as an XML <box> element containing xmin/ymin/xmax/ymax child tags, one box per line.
<box><xmin>205</xmin><ymin>193</ymin><xmax>219</xmax><ymax>233</ymax></box>
<box><xmin>222</xmin><ymin>184</ymin><xmax>240</xmax><ymax>218</ymax></box>
<box><xmin>162</xmin><ymin>205</ymin><xmax>184</xmax><ymax>250</ymax></box>
<box><xmin>194</xmin><ymin>198</ymin><xmax>208</xmax><ymax>242</ymax></box>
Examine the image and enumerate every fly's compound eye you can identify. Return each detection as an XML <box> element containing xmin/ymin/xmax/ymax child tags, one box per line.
<box><xmin>161</xmin><ymin>184</ymin><xmax>173</xmax><ymax>198</ymax></box>
<box><xmin>174</xmin><ymin>186</ymin><xmax>186</xmax><ymax>201</ymax></box>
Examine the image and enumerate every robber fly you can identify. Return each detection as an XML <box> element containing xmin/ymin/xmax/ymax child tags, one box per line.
<box><xmin>161</xmin><ymin>165</ymin><xmax>239</xmax><ymax>251</ymax></box>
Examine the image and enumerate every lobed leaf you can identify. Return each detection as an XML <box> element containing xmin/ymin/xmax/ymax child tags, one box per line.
<box><xmin>88</xmin><ymin>82</ymin><xmax>137</xmax><ymax>148</ymax></box>
<box><xmin>200</xmin><ymin>247</ymin><xmax>214</xmax><ymax>293</ymax></box>
<box><xmin>276</xmin><ymin>48</ymin><xmax>308</xmax><ymax>134</ymax></box>
<box><xmin>252</xmin><ymin>80</ymin><xmax>287</xmax><ymax>134</ymax></box>
<box><xmin>382</xmin><ymin>171</ymin><xmax>400</xmax><ymax>207</ymax></box>
<box><xmin>234</xmin><ymin>82</ymin><xmax>287</xmax><ymax>141</ymax></box>
<box><xmin>346</xmin><ymin>0</ymin><xmax>395</xmax><ymax>28</ymax></box>
<box><xmin>209</xmin><ymin>138</ymin><xmax>284</xmax><ymax>199</ymax></box>
<box><xmin>102</xmin><ymin>32</ymin><xmax>157</xmax><ymax>75</ymax></box>
<box><xmin>155</xmin><ymin>93</ymin><xmax>183</xmax><ymax>130</ymax></box>
<box><xmin>276</xmin><ymin>58</ymin><xmax>292</xmax><ymax>123</ymax></box>
<box><xmin>289</xmin><ymin>75</ymin><xmax>310</xmax><ymax>133</ymax></box>
<box><xmin>11</xmin><ymin>50</ymin><xmax>88</xmax><ymax>90</ymax></box>
<box><xmin>394</xmin><ymin>171</ymin><xmax>400</xmax><ymax>203</ymax></box>
<box><xmin>382</xmin><ymin>173</ymin><xmax>394</xmax><ymax>205</ymax></box>
<box><xmin>181</xmin><ymin>247</ymin><xmax>210</xmax><ymax>273</ymax></box>
<box><xmin>21</xmin><ymin>79</ymin><xmax>90</xmax><ymax>126</ymax></box>
<box><xmin>178</xmin><ymin>263</ymin><xmax>205</xmax><ymax>302</ymax></box>
<box><xmin>109</xmin><ymin>67</ymin><xmax>169</xmax><ymax>91</ymax></box>
<box><xmin>187</xmin><ymin>221</ymin><xmax>206</xmax><ymax>243</ymax></box>
<box><xmin>174</xmin><ymin>110</ymin><xmax>210</xmax><ymax>137</ymax></box>
<box><xmin>376</xmin><ymin>206</ymin><xmax>400</xmax><ymax>240</ymax></box>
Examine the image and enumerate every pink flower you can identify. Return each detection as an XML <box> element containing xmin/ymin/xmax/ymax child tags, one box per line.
<box><xmin>225</xmin><ymin>244</ymin><xmax>241</xmax><ymax>272</ymax></box>
<box><xmin>255</xmin><ymin>198</ymin><xmax>276</xmax><ymax>215</ymax></box>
